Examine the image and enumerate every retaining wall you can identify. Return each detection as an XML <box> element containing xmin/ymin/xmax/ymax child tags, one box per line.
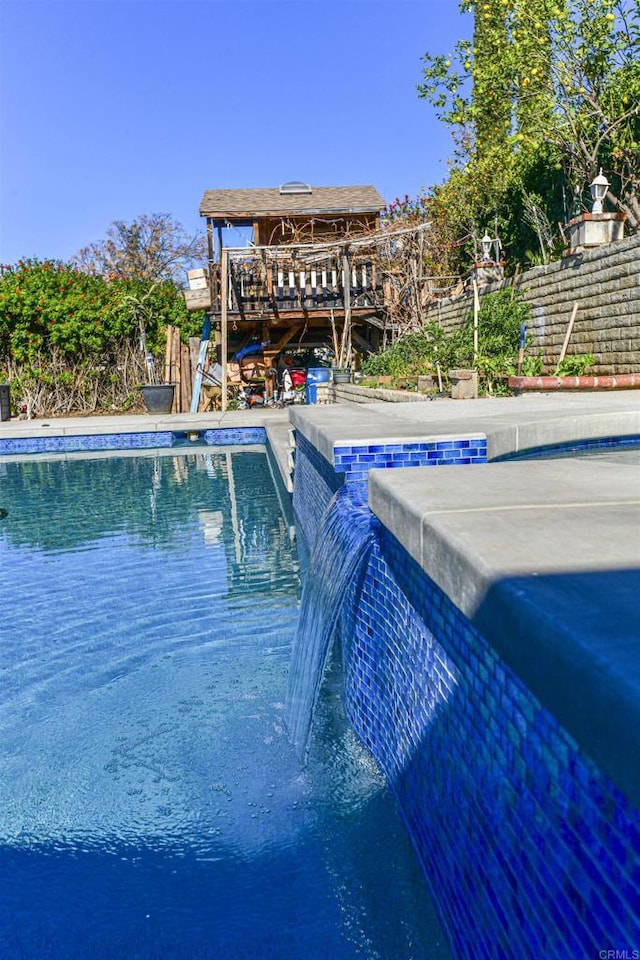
<box><xmin>428</xmin><ymin>234</ymin><xmax>640</xmax><ymax>375</ymax></box>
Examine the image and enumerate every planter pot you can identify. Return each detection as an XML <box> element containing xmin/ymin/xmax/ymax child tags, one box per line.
<box><xmin>332</xmin><ymin>369</ymin><xmax>351</xmax><ymax>384</ymax></box>
<box><xmin>0</xmin><ymin>383</ymin><xmax>10</xmax><ymax>421</ymax></box>
<box><xmin>142</xmin><ymin>384</ymin><xmax>175</xmax><ymax>413</ymax></box>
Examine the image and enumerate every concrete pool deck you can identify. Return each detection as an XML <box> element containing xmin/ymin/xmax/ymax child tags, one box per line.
<box><xmin>2</xmin><ymin>392</ymin><xmax>639</xmax><ymax>804</ymax></box>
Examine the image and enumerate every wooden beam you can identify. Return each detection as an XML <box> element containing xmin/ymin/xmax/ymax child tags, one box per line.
<box><xmin>205</xmin><ymin>219</ymin><xmax>215</xmax><ymax>316</ymax></box>
<box><xmin>206</xmin><ymin>219</ymin><xmax>215</xmax><ymax>266</ymax></box>
<box><xmin>342</xmin><ymin>250</ymin><xmax>352</xmax><ymax>368</ymax></box>
<box><xmin>273</xmin><ymin>324</ymin><xmax>303</xmax><ymax>352</ymax></box>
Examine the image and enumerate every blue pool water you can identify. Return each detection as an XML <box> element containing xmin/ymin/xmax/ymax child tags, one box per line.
<box><xmin>0</xmin><ymin>448</ymin><xmax>449</xmax><ymax>959</ymax></box>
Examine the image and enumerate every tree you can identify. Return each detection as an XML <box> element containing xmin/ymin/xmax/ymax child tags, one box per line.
<box><xmin>73</xmin><ymin>213</ymin><xmax>207</xmax><ymax>285</ymax></box>
<box><xmin>417</xmin><ymin>0</ymin><xmax>640</xmax><ymax>259</ymax></box>
<box><xmin>522</xmin><ymin>0</ymin><xmax>640</xmax><ymax>227</ymax></box>
<box><xmin>0</xmin><ymin>259</ymin><xmax>201</xmax><ymax>415</ymax></box>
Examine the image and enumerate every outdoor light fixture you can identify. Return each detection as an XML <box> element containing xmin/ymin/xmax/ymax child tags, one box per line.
<box><xmin>590</xmin><ymin>168</ymin><xmax>610</xmax><ymax>214</ymax></box>
<box><xmin>480</xmin><ymin>233</ymin><xmax>493</xmax><ymax>261</ymax></box>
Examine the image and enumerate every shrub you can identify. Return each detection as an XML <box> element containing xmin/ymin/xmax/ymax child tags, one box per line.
<box><xmin>362</xmin><ymin>289</ymin><xmax>532</xmax><ymax>395</ymax></box>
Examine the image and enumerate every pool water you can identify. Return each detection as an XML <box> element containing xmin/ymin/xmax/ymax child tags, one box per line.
<box><xmin>0</xmin><ymin>448</ymin><xmax>449</xmax><ymax>959</ymax></box>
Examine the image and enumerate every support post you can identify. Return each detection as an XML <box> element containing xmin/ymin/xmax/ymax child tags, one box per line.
<box><xmin>342</xmin><ymin>250</ymin><xmax>352</xmax><ymax>368</ymax></box>
<box><xmin>221</xmin><ymin>247</ymin><xmax>229</xmax><ymax>412</ymax></box>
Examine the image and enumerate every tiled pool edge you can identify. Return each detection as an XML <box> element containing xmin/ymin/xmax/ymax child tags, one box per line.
<box><xmin>0</xmin><ymin>427</ymin><xmax>268</xmax><ymax>456</ymax></box>
<box><xmin>290</xmin><ymin>412</ymin><xmax>640</xmax><ymax>958</ymax></box>
<box><xmin>343</xmin><ymin>528</ymin><xmax>640</xmax><ymax>958</ymax></box>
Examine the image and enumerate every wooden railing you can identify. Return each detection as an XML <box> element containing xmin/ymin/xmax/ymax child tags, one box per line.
<box><xmin>225</xmin><ymin>254</ymin><xmax>381</xmax><ymax>314</ymax></box>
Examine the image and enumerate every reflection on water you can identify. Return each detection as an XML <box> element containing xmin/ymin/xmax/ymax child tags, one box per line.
<box><xmin>0</xmin><ymin>448</ymin><xmax>450</xmax><ymax>959</ymax></box>
<box><xmin>0</xmin><ymin>448</ymin><xmax>298</xmax><ymax>599</ymax></box>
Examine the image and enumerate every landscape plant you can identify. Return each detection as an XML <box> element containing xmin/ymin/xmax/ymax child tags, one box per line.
<box><xmin>416</xmin><ymin>0</ymin><xmax>639</xmax><ymax>269</ymax></box>
<box><xmin>363</xmin><ymin>289</ymin><xmax>532</xmax><ymax>394</ymax></box>
<box><xmin>0</xmin><ymin>258</ymin><xmax>203</xmax><ymax>416</ymax></box>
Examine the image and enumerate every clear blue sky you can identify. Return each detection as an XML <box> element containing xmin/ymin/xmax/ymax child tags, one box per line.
<box><xmin>0</xmin><ymin>0</ymin><xmax>470</xmax><ymax>264</ymax></box>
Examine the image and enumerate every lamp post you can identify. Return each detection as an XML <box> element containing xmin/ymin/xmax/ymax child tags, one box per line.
<box><xmin>480</xmin><ymin>233</ymin><xmax>493</xmax><ymax>262</ymax></box>
<box><xmin>590</xmin><ymin>168</ymin><xmax>610</xmax><ymax>215</ymax></box>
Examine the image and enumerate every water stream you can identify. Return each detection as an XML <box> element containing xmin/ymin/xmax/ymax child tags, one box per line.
<box><xmin>285</xmin><ymin>484</ymin><xmax>378</xmax><ymax>761</ymax></box>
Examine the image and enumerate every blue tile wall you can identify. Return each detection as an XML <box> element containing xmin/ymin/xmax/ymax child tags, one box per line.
<box><xmin>292</xmin><ymin>433</ymin><xmax>344</xmax><ymax>553</ymax></box>
<box><xmin>337</xmin><ymin>519</ymin><xmax>640</xmax><ymax>959</ymax></box>
<box><xmin>333</xmin><ymin>436</ymin><xmax>487</xmax><ymax>484</ymax></box>
<box><xmin>292</xmin><ymin>430</ymin><xmax>488</xmax><ymax>549</ymax></box>
<box><xmin>0</xmin><ymin>428</ymin><xmax>267</xmax><ymax>457</ymax></box>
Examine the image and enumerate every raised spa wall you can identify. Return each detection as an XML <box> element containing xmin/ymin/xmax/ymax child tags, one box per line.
<box><xmin>290</xmin><ymin>409</ymin><xmax>640</xmax><ymax>960</ymax></box>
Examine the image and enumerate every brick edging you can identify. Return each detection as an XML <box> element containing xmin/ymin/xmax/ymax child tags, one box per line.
<box><xmin>508</xmin><ymin>374</ymin><xmax>640</xmax><ymax>391</ymax></box>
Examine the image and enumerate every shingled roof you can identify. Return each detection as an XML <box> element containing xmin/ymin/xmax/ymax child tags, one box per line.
<box><xmin>199</xmin><ymin>185</ymin><xmax>385</xmax><ymax>219</ymax></box>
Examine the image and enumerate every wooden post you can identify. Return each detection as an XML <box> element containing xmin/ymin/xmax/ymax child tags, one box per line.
<box><xmin>472</xmin><ymin>277</ymin><xmax>480</xmax><ymax>366</ymax></box>
<box><xmin>206</xmin><ymin>219</ymin><xmax>215</xmax><ymax>269</ymax></box>
<box><xmin>221</xmin><ymin>247</ymin><xmax>229</xmax><ymax>412</ymax></box>
<box><xmin>164</xmin><ymin>326</ymin><xmax>173</xmax><ymax>385</ymax></box>
<box><xmin>189</xmin><ymin>337</ymin><xmax>200</xmax><ymax>385</ymax></box>
<box><xmin>181</xmin><ymin>342</ymin><xmax>191</xmax><ymax>412</ymax></box>
<box><xmin>342</xmin><ymin>250</ymin><xmax>352</xmax><ymax>368</ymax></box>
<box><xmin>556</xmin><ymin>302</ymin><xmax>579</xmax><ymax>371</ymax></box>
<box><xmin>171</xmin><ymin>324</ymin><xmax>181</xmax><ymax>412</ymax></box>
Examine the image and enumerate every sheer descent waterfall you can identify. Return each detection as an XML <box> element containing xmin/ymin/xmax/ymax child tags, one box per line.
<box><xmin>285</xmin><ymin>484</ymin><xmax>377</xmax><ymax>760</ymax></box>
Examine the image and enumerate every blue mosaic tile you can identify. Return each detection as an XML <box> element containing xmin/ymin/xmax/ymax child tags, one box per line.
<box><xmin>0</xmin><ymin>427</ymin><xmax>268</xmax><ymax>457</ymax></box>
<box><xmin>0</xmin><ymin>431</ymin><xmax>174</xmax><ymax>455</ymax></box>
<box><xmin>203</xmin><ymin>426</ymin><xmax>266</xmax><ymax>445</ymax></box>
<box><xmin>323</xmin><ymin>493</ymin><xmax>640</xmax><ymax>958</ymax></box>
<box><xmin>333</xmin><ymin>437</ymin><xmax>487</xmax><ymax>483</ymax></box>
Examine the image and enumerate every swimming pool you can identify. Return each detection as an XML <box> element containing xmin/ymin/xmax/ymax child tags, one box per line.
<box><xmin>0</xmin><ymin>447</ymin><xmax>449</xmax><ymax>959</ymax></box>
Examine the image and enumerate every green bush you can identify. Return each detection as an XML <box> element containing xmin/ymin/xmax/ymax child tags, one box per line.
<box><xmin>556</xmin><ymin>353</ymin><xmax>594</xmax><ymax>376</ymax></box>
<box><xmin>363</xmin><ymin>289</ymin><xmax>532</xmax><ymax>395</ymax></box>
<box><xmin>0</xmin><ymin>259</ymin><xmax>205</xmax><ymax>413</ymax></box>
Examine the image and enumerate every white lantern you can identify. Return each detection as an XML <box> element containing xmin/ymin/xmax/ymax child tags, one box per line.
<box><xmin>481</xmin><ymin>233</ymin><xmax>493</xmax><ymax>262</ymax></box>
<box><xmin>590</xmin><ymin>168</ymin><xmax>610</xmax><ymax>215</ymax></box>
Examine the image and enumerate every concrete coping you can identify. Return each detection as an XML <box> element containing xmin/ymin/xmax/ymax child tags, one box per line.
<box><xmin>289</xmin><ymin>393</ymin><xmax>640</xmax><ymax>463</ymax></box>
<box><xmin>369</xmin><ymin>456</ymin><xmax>640</xmax><ymax>808</ymax></box>
<box><xmin>0</xmin><ymin>409</ymin><xmax>290</xmax><ymax>439</ymax></box>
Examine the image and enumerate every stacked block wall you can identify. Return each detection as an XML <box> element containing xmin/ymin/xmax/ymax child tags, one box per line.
<box><xmin>426</xmin><ymin>234</ymin><xmax>640</xmax><ymax>375</ymax></box>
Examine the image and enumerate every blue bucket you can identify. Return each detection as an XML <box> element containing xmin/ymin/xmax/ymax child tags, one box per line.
<box><xmin>305</xmin><ymin>367</ymin><xmax>331</xmax><ymax>404</ymax></box>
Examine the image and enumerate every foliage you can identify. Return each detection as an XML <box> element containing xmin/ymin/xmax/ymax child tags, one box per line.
<box><xmin>474</xmin><ymin>287</ymin><xmax>532</xmax><ymax>362</ymax></box>
<box><xmin>363</xmin><ymin>289</ymin><xmax>532</xmax><ymax>394</ymax></box>
<box><xmin>521</xmin><ymin>354</ymin><xmax>544</xmax><ymax>375</ymax></box>
<box><xmin>362</xmin><ymin>328</ymin><xmax>438</xmax><ymax>378</ymax></box>
<box><xmin>416</xmin><ymin>0</ymin><xmax>640</xmax><ymax>271</ymax></box>
<box><xmin>0</xmin><ymin>259</ymin><xmax>203</xmax><ymax>415</ymax></box>
<box><xmin>72</xmin><ymin>213</ymin><xmax>207</xmax><ymax>285</ymax></box>
<box><xmin>556</xmin><ymin>352</ymin><xmax>595</xmax><ymax>375</ymax></box>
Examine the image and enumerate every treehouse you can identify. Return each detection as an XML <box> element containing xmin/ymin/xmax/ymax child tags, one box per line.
<box><xmin>196</xmin><ymin>182</ymin><xmax>388</xmax><ymax>371</ymax></box>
